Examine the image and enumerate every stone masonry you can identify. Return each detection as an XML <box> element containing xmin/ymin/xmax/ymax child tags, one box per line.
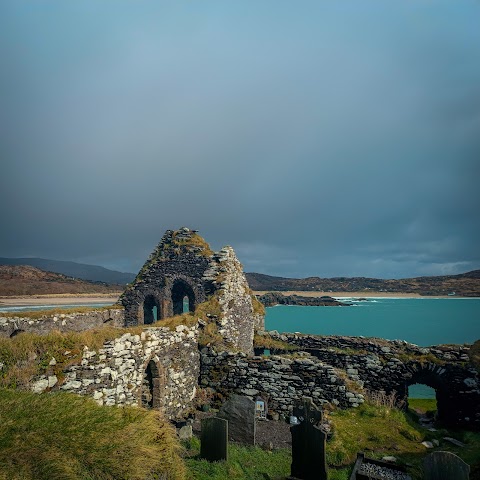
<box><xmin>31</xmin><ymin>325</ymin><xmax>199</xmax><ymax>420</ymax></box>
<box><xmin>264</xmin><ymin>332</ymin><xmax>480</xmax><ymax>428</ymax></box>
<box><xmin>200</xmin><ymin>348</ymin><xmax>365</xmax><ymax>414</ymax></box>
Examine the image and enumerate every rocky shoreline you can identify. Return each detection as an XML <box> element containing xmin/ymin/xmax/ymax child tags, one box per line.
<box><xmin>257</xmin><ymin>292</ymin><xmax>350</xmax><ymax>307</ymax></box>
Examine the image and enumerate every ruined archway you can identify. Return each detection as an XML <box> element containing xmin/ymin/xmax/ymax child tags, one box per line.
<box><xmin>142</xmin><ymin>294</ymin><xmax>161</xmax><ymax>325</ymax></box>
<box><xmin>141</xmin><ymin>359</ymin><xmax>166</xmax><ymax>409</ymax></box>
<box><xmin>171</xmin><ymin>280</ymin><xmax>195</xmax><ymax>315</ymax></box>
<box><xmin>402</xmin><ymin>364</ymin><xmax>448</xmax><ymax>424</ymax></box>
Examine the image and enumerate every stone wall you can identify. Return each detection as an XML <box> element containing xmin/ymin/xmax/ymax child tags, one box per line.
<box><xmin>0</xmin><ymin>309</ymin><xmax>124</xmax><ymax>338</ymax></box>
<box><xmin>266</xmin><ymin>332</ymin><xmax>480</xmax><ymax>428</ymax></box>
<box><xmin>31</xmin><ymin>325</ymin><xmax>199</xmax><ymax>420</ymax></box>
<box><xmin>199</xmin><ymin>349</ymin><xmax>365</xmax><ymax>414</ymax></box>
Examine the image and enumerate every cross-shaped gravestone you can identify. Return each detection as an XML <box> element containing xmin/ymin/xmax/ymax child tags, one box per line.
<box><xmin>290</xmin><ymin>397</ymin><xmax>327</xmax><ymax>480</ymax></box>
<box><xmin>424</xmin><ymin>451</ymin><xmax>470</xmax><ymax>480</ymax></box>
<box><xmin>200</xmin><ymin>417</ymin><xmax>228</xmax><ymax>462</ymax></box>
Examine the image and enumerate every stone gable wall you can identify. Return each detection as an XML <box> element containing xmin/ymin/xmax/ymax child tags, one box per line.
<box><xmin>209</xmin><ymin>247</ymin><xmax>256</xmax><ymax>354</ymax></box>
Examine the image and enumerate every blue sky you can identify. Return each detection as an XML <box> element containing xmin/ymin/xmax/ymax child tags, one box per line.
<box><xmin>1</xmin><ymin>1</ymin><xmax>479</xmax><ymax>278</ymax></box>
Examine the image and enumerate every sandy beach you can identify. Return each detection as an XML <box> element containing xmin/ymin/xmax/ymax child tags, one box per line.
<box><xmin>0</xmin><ymin>293</ymin><xmax>121</xmax><ymax>307</ymax></box>
<box><xmin>0</xmin><ymin>291</ymin><xmax>463</xmax><ymax>308</ymax></box>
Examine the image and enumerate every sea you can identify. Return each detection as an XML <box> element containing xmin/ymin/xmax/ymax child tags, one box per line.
<box><xmin>265</xmin><ymin>297</ymin><xmax>480</xmax><ymax>399</ymax></box>
<box><xmin>2</xmin><ymin>297</ymin><xmax>479</xmax><ymax>399</ymax></box>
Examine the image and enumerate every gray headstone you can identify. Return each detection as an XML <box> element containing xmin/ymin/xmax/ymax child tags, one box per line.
<box><xmin>218</xmin><ymin>394</ymin><xmax>256</xmax><ymax>445</ymax></box>
<box><xmin>178</xmin><ymin>424</ymin><xmax>192</xmax><ymax>440</ymax></box>
<box><xmin>200</xmin><ymin>417</ymin><xmax>228</xmax><ymax>462</ymax></box>
<box><xmin>290</xmin><ymin>397</ymin><xmax>327</xmax><ymax>480</ymax></box>
<box><xmin>424</xmin><ymin>451</ymin><xmax>470</xmax><ymax>480</ymax></box>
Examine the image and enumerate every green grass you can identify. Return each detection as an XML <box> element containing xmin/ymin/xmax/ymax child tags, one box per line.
<box><xmin>183</xmin><ymin>437</ymin><xmax>290</xmax><ymax>480</ymax></box>
<box><xmin>408</xmin><ymin>398</ymin><xmax>437</xmax><ymax>416</ymax></box>
<box><xmin>0</xmin><ymin>388</ymin><xmax>185</xmax><ymax>480</ymax></box>
<box><xmin>326</xmin><ymin>403</ymin><xmax>424</xmax><ymax>468</ymax></box>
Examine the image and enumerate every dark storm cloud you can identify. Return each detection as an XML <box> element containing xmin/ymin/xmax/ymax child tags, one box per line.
<box><xmin>1</xmin><ymin>1</ymin><xmax>479</xmax><ymax>278</ymax></box>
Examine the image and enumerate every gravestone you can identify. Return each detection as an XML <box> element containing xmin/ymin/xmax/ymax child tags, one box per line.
<box><xmin>218</xmin><ymin>394</ymin><xmax>256</xmax><ymax>445</ymax></box>
<box><xmin>424</xmin><ymin>451</ymin><xmax>470</xmax><ymax>480</ymax></box>
<box><xmin>200</xmin><ymin>417</ymin><xmax>228</xmax><ymax>462</ymax></box>
<box><xmin>290</xmin><ymin>397</ymin><xmax>327</xmax><ymax>480</ymax></box>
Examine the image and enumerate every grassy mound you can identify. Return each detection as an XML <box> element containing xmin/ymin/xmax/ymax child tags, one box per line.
<box><xmin>327</xmin><ymin>403</ymin><xmax>424</xmax><ymax>467</ymax></box>
<box><xmin>0</xmin><ymin>388</ymin><xmax>185</xmax><ymax>480</ymax></box>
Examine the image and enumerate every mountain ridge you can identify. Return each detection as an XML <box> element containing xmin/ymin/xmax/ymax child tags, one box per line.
<box><xmin>246</xmin><ymin>270</ymin><xmax>480</xmax><ymax>296</ymax></box>
<box><xmin>0</xmin><ymin>257</ymin><xmax>135</xmax><ymax>285</ymax></box>
<box><xmin>1</xmin><ymin>257</ymin><xmax>478</xmax><ymax>297</ymax></box>
<box><xmin>0</xmin><ymin>265</ymin><xmax>123</xmax><ymax>296</ymax></box>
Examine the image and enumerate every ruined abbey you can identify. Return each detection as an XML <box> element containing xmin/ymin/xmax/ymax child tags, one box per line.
<box><xmin>0</xmin><ymin>227</ymin><xmax>479</xmax><ymax>429</ymax></box>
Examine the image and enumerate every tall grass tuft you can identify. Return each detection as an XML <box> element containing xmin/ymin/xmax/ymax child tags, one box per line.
<box><xmin>0</xmin><ymin>388</ymin><xmax>185</xmax><ymax>480</ymax></box>
<box><xmin>363</xmin><ymin>389</ymin><xmax>405</xmax><ymax>411</ymax></box>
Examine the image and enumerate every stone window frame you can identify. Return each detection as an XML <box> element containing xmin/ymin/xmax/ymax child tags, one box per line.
<box><xmin>140</xmin><ymin>355</ymin><xmax>167</xmax><ymax>410</ymax></box>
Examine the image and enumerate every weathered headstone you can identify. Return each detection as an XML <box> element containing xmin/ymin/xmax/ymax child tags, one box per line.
<box><xmin>218</xmin><ymin>394</ymin><xmax>256</xmax><ymax>445</ymax></box>
<box><xmin>424</xmin><ymin>451</ymin><xmax>470</xmax><ymax>480</ymax></box>
<box><xmin>200</xmin><ymin>417</ymin><xmax>228</xmax><ymax>462</ymax></box>
<box><xmin>290</xmin><ymin>397</ymin><xmax>327</xmax><ymax>480</ymax></box>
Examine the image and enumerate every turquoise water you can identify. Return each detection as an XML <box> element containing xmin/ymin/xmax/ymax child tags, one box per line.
<box><xmin>265</xmin><ymin>298</ymin><xmax>480</xmax><ymax>347</ymax></box>
<box><xmin>265</xmin><ymin>298</ymin><xmax>480</xmax><ymax>399</ymax></box>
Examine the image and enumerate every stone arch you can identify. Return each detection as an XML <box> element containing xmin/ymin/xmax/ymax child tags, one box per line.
<box><xmin>402</xmin><ymin>363</ymin><xmax>448</xmax><ymax>422</ymax></box>
<box><xmin>141</xmin><ymin>357</ymin><xmax>166</xmax><ymax>409</ymax></box>
<box><xmin>171</xmin><ymin>278</ymin><xmax>196</xmax><ymax>315</ymax></box>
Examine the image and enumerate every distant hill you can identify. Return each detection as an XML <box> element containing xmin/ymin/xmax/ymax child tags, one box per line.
<box><xmin>246</xmin><ymin>270</ymin><xmax>480</xmax><ymax>297</ymax></box>
<box><xmin>0</xmin><ymin>265</ymin><xmax>123</xmax><ymax>296</ymax></box>
<box><xmin>0</xmin><ymin>258</ymin><xmax>135</xmax><ymax>285</ymax></box>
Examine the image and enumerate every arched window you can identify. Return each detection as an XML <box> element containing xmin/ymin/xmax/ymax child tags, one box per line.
<box><xmin>143</xmin><ymin>295</ymin><xmax>161</xmax><ymax>324</ymax></box>
<box><xmin>171</xmin><ymin>280</ymin><xmax>195</xmax><ymax>315</ymax></box>
<box><xmin>182</xmin><ymin>295</ymin><xmax>189</xmax><ymax>313</ymax></box>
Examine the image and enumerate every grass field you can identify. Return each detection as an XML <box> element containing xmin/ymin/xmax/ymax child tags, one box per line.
<box><xmin>1</xmin><ymin>387</ymin><xmax>478</xmax><ymax>480</ymax></box>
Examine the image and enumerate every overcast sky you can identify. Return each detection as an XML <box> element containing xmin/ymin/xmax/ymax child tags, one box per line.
<box><xmin>1</xmin><ymin>1</ymin><xmax>479</xmax><ymax>279</ymax></box>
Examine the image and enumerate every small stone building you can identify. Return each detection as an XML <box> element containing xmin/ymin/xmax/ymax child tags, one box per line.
<box><xmin>120</xmin><ymin>227</ymin><xmax>264</xmax><ymax>354</ymax></box>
